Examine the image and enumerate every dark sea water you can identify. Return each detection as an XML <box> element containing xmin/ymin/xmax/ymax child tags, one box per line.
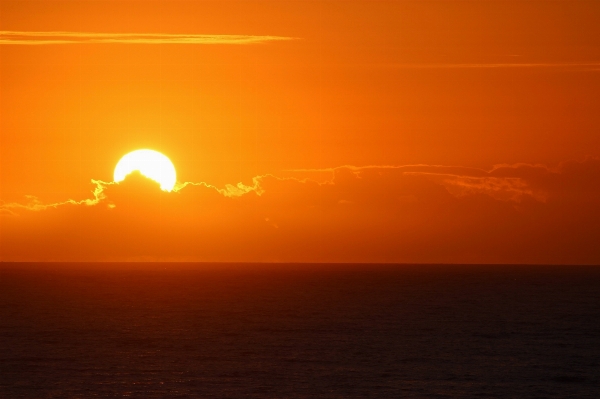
<box><xmin>1</xmin><ymin>263</ymin><xmax>599</xmax><ymax>398</ymax></box>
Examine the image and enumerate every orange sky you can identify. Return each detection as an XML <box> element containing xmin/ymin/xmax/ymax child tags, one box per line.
<box><xmin>2</xmin><ymin>1</ymin><xmax>600</xmax><ymax>263</ymax></box>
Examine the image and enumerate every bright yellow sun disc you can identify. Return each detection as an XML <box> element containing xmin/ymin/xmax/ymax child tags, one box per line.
<box><xmin>114</xmin><ymin>149</ymin><xmax>177</xmax><ymax>191</ymax></box>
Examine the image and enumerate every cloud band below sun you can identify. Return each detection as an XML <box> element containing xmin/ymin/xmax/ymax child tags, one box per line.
<box><xmin>3</xmin><ymin>159</ymin><xmax>600</xmax><ymax>264</ymax></box>
<box><xmin>2</xmin><ymin>158</ymin><xmax>597</xmax><ymax>215</ymax></box>
<box><xmin>0</xmin><ymin>31</ymin><xmax>295</xmax><ymax>45</ymax></box>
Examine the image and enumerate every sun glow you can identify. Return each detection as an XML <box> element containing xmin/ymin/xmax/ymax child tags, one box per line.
<box><xmin>114</xmin><ymin>149</ymin><xmax>177</xmax><ymax>192</ymax></box>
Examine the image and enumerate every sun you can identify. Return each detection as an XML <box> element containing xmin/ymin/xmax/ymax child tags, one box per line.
<box><xmin>114</xmin><ymin>149</ymin><xmax>177</xmax><ymax>192</ymax></box>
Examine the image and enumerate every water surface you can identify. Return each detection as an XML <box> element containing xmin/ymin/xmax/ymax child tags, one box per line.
<box><xmin>1</xmin><ymin>263</ymin><xmax>599</xmax><ymax>398</ymax></box>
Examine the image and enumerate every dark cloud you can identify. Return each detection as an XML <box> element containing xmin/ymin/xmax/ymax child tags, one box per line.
<box><xmin>2</xmin><ymin>159</ymin><xmax>600</xmax><ymax>263</ymax></box>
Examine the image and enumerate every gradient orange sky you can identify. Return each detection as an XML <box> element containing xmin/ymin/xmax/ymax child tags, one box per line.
<box><xmin>2</xmin><ymin>1</ymin><xmax>600</xmax><ymax>263</ymax></box>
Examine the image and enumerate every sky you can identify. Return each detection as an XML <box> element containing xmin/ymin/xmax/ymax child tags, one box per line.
<box><xmin>1</xmin><ymin>0</ymin><xmax>600</xmax><ymax>263</ymax></box>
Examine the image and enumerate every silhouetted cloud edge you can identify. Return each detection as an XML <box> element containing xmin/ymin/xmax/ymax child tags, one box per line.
<box><xmin>2</xmin><ymin>158</ymin><xmax>598</xmax><ymax>215</ymax></box>
<box><xmin>0</xmin><ymin>179</ymin><xmax>111</xmax><ymax>214</ymax></box>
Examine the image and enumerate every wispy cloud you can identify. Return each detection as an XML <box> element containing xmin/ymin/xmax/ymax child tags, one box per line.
<box><xmin>174</xmin><ymin>177</ymin><xmax>265</xmax><ymax>198</ymax></box>
<box><xmin>0</xmin><ymin>31</ymin><xmax>294</xmax><ymax>45</ymax></box>
<box><xmin>0</xmin><ymin>179</ymin><xmax>110</xmax><ymax>214</ymax></box>
<box><xmin>385</xmin><ymin>63</ymin><xmax>600</xmax><ymax>70</ymax></box>
<box><xmin>404</xmin><ymin>172</ymin><xmax>542</xmax><ymax>202</ymax></box>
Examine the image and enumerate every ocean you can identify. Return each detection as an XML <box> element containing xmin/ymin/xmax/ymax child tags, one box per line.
<box><xmin>1</xmin><ymin>263</ymin><xmax>599</xmax><ymax>398</ymax></box>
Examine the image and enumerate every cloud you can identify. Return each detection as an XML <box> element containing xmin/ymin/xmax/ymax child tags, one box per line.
<box><xmin>0</xmin><ymin>179</ymin><xmax>109</xmax><ymax>213</ymax></box>
<box><xmin>285</xmin><ymin>158</ymin><xmax>600</xmax><ymax>203</ymax></box>
<box><xmin>379</xmin><ymin>63</ymin><xmax>600</xmax><ymax>70</ymax></box>
<box><xmin>0</xmin><ymin>31</ymin><xmax>295</xmax><ymax>45</ymax></box>
<box><xmin>284</xmin><ymin>163</ymin><xmax>545</xmax><ymax>202</ymax></box>
<box><xmin>405</xmin><ymin>173</ymin><xmax>540</xmax><ymax>202</ymax></box>
<box><xmin>3</xmin><ymin>158</ymin><xmax>598</xmax><ymax>213</ymax></box>
<box><xmin>2</xmin><ymin>159</ymin><xmax>600</xmax><ymax>263</ymax></box>
<box><xmin>175</xmin><ymin>177</ymin><xmax>265</xmax><ymax>198</ymax></box>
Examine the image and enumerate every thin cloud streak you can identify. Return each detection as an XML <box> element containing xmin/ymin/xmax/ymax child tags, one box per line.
<box><xmin>403</xmin><ymin>172</ymin><xmax>542</xmax><ymax>202</ymax></box>
<box><xmin>0</xmin><ymin>31</ymin><xmax>295</xmax><ymax>45</ymax></box>
<box><xmin>386</xmin><ymin>62</ymin><xmax>600</xmax><ymax>69</ymax></box>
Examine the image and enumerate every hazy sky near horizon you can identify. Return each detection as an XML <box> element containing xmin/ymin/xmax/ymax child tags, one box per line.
<box><xmin>2</xmin><ymin>1</ymin><xmax>600</xmax><ymax>263</ymax></box>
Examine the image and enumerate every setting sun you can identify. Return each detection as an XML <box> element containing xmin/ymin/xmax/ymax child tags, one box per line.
<box><xmin>114</xmin><ymin>149</ymin><xmax>177</xmax><ymax>192</ymax></box>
